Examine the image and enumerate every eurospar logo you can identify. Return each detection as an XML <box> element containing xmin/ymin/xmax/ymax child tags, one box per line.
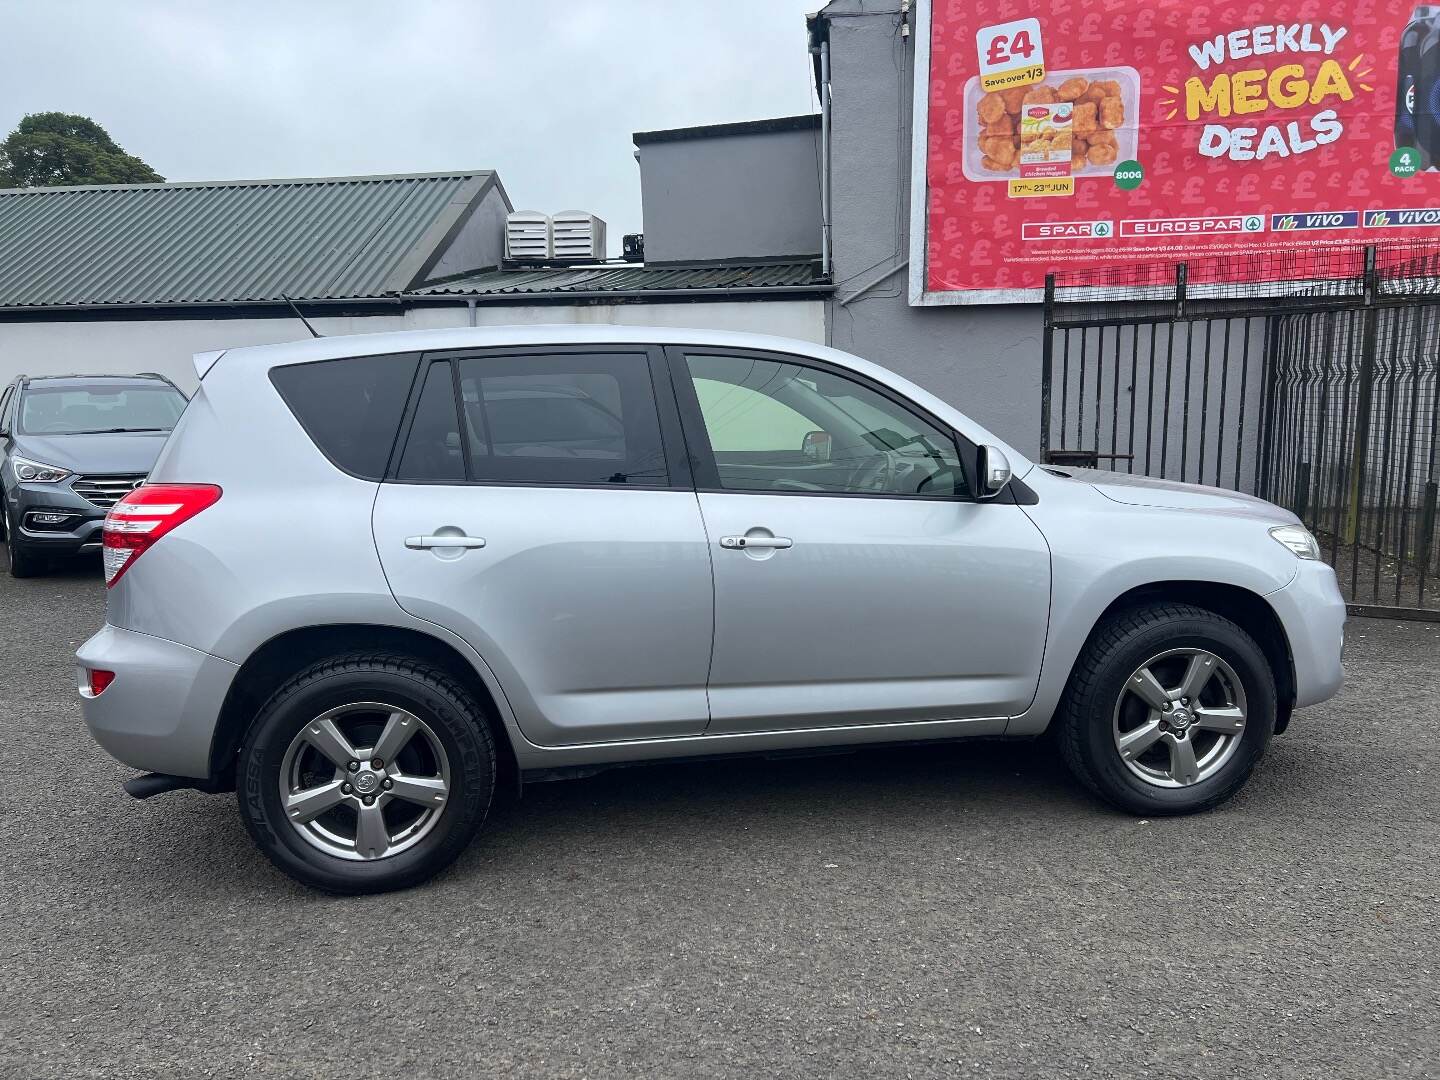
<box><xmin>1119</xmin><ymin>215</ymin><xmax>1266</xmax><ymax>237</ymax></box>
<box><xmin>1022</xmin><ymin>220</ymin><xmax>1114</xmax><ymax>241</ymax></box>
<box><xmin>1272</xmin><ymin>211</ymin><xmax>1360</xmax><ymax>232</ymax></box>
<box><xmin>1364</xmin><ymin>208</ymin><xmax>1440</xmax><ymax>228</ymax></box>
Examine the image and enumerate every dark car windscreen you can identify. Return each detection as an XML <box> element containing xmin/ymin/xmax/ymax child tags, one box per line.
<box><xmin>19</xmin><ymin>385</ymin><xmax>188</xmax><ymax>435</ymax></box>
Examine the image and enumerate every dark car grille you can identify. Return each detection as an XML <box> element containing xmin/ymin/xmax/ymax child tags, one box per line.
<box><xmin>72</xmin><ymin>474</ymin><xmax>146</xmax><ymax>509</ymax></box>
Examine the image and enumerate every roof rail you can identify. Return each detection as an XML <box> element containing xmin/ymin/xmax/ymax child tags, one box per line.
<box><xmin>19</xmin><ymin>372</ymin><xmax>178</xmax><ymax>383</ymax></box>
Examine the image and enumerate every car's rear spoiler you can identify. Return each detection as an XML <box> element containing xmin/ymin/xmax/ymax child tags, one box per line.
<box><xmin>193</xmin><ymin>350</ymin><xmax>226</xmax><ymax>381</ymax></box>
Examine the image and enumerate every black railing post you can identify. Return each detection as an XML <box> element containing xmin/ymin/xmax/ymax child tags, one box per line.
<box><xmin>1176</xmin><ymin>262</ymin><xmax>1188</xmax><ymax>320</ymax></box>
<box><xmin>1295</xmin><ymin>461</ymin><xmax>1312</xmax><ymax>524</ymax></box>
<box><xmin>1344</xmin><ymin>246</ymin><xmax>1380</xmax><ymax>547</ymax></box>
<box><xmin>1256</xmin><ymin>315</ymin><xmax>1283</xmax><ymax>501</ymax></box>
<box><xmin>1041</xmin><ymin>273</ymin><xmax>1055</xmax><ymax>464</ymax></box>
<box><xmin>1418</xmin><ymin>480</ymin><xmax>1438</xmax><ymax>606</ymax></box>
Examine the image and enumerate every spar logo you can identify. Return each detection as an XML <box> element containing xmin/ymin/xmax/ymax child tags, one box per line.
<box><xmin>1022</xmin><ymin>220</ymin><xmax>1115</xmax><ymax>241</ymax></box>
<box><xmin>1271</xmin><ymin>211</ymin><xmax>1360</xmax><ymax>232</ymax></box>
<box><xmin>1120</xmin><ymin>215</ymin><xmax>1267</xmax><ymax>237</ymax></box>
<box><xmin>1364</xmin><ymin>208</ymin><xmax>1440</xmax><ymax>228</ymax></box>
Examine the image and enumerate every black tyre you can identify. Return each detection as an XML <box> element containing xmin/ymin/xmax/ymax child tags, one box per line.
<box><xmin>6</xmin><ymin>516</ymin><xmax>44</xmax><ymax>578</ymax></box>
<box><xmin>1055</xmin><ymin>603</ymin><xmax>1276</xmax><ymax>816</ymax></box>
<box><xmin>238</xmin><ymin>652</ymin><xmax>496</xmax><ymax>894</ymax></box>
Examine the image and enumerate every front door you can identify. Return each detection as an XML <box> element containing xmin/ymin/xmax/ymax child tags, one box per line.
<box><xmin>669</xmin><ymin>347</ymin><xmax>1051</xmax><ymax>735</ymax></box>
<box><xmin>372</xmin><ymin>347</ymin><xmax>714</xmax><ymax>746</ymax></box>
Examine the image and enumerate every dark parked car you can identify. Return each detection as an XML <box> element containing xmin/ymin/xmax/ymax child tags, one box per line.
<box><xmin>0</xmin><ymin>373</ymin><xmax>187</xmax><ymax>577</ymax></box>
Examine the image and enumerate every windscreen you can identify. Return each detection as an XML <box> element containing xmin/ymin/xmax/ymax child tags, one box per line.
<box><xmin>19</xmin><ymin>384</ymin><xmax>187</xmax><ymax>435</ymax></box>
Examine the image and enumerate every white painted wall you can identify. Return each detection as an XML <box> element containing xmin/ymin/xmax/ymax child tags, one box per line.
<box><xmin>0</xmin><ymin>300</ymin><xmax>824</xmax><ymax>394</ymax></box>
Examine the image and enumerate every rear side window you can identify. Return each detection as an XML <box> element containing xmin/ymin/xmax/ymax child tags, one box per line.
<box><xmin>451</xmin><ymin>352</ymin><xmax>668</xmax><ymax>486</ymax></box>
<box><xmin>270</xmin><ymin>353</ymin><xmax>419</xmax><ymax>480</ymax></box>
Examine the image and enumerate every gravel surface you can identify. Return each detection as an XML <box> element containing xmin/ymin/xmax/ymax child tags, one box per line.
<box><xmin>3</xmin><ymin>561</ymin><xmax>1437</xmax><ymax>1079</ymax></box>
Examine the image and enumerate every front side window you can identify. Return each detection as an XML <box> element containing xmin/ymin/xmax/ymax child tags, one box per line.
<box><xmin>18</xmin><ymin>384</ymin><xmax>187</xmax><ymax>436</ymax></box>
<box><xmin>454</xmin><ymin>352</ymin><xmax>668</xmax><ymax>486</ymax></box>
<box><xmin>683</xmin><ymin>352</ymin><xmax>967</xmax><ymax>498</ymax></box>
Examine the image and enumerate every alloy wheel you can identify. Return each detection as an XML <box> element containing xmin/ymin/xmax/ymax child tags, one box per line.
<box><xmin>278</xmin><ymin>701</ymin><xmax>451</xmax><ymax>861</ymax></box>
<box><xmin>1111</xmin><ymin>648</ymin><xmax>1248</xmax><ymax>788</ymax></box>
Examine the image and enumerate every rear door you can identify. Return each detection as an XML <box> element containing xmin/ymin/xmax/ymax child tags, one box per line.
<box><xmin>371</xmin><ymin>346</ymin><xmax>715</xmax><ymax>746</ymax></box>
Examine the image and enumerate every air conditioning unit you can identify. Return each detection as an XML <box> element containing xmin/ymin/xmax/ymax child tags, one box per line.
<box><xmin>551</xmin><ymin>211</ymin><xmax>607</xmax><ymax>262</ymax></box>
<box><xmin>505</xmin><ymin>211</ymin><xmax>552</xmax><ymax>262</ymax></box>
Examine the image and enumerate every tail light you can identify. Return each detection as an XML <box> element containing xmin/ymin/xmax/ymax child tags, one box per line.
<box><xmin>103</xmin><ymin>484</ymin><xmax>222</xmax><ymax>587</ymax></box>
<box><xmin>87</xmin><ymin>669</ymin><xmax>115</xmax><ymax>695</ymax></box>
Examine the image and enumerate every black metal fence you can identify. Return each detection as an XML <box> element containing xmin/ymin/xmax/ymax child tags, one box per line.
<box><xmin>1041</xmin><ymin>243</ymin><xmax>1440</xmax><ymax>620</ymax></box>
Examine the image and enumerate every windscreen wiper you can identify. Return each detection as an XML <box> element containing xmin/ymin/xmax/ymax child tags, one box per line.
<box><xmin>67</xmin><ymin>427</ymin><xmax>171</xmax><ymax>434</ymax></box>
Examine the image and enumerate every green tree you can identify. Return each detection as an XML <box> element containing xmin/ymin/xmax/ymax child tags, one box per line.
<box><xmin>0</xmin><ymin>112</ymin><xmax>163</xmax><ymax>188</ymax></box>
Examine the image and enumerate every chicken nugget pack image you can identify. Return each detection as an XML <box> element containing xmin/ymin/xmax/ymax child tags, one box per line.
<box><xmin>965</xmin><ymin>67</ymin><xmax>1138</xmax><ymax>182</ymax></box>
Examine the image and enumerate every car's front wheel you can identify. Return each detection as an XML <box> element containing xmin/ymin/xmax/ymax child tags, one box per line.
<box><xmin>238</xmin><ymin>653</ymin><xmax>496</xmax><ymax>893</ymax></box>
<box><xmin>1055</xmin><ymin>603</ymin><xmax>1276</xmax><ymax>815</ymax></box>
<box><xmin>4</xmin><ymin>512</ymin><xmax>44</xmax><ymax>578</ymax></box>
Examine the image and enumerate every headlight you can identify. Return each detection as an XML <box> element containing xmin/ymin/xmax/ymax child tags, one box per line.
<box><xmin>11</xmin><ymin>455</ymin><xmax>70</xmax><ymax>484</ymax></box>
<box><xmin>1269</xmin><ymin>524</ymin><xmax>1320</xmax><ymax>560</ymax></box>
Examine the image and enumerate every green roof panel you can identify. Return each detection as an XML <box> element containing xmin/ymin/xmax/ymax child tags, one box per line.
<box><xmin>414</xmin><ymin>261</ymin><xmax>826</xmax><ymax>297</ymax></box>
<box><xmin>0</xmin><ymin>171</ymin><xmax>492</xmax><ymax>309</ymax></box>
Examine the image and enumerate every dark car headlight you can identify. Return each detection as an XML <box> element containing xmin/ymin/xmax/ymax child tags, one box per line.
<box><xmin>11</xmin><ymin>455</ymin><xmax>71</xmax><ymax>483</ymax></box>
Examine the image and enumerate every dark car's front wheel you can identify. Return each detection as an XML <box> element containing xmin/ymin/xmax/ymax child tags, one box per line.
<box><xmin>1055</xmin><ymin>603</ymin><xmax>1277</xmax><ymax>816</ymax></box>
<box><xmin>4</xmin><ymin>512</ymin><xmax>44</xmax><ymax>578</ymax></box>
<box><xmin>238</xmin><ymin>653</ymin><xmax>496</xmax><ymax>893</ymax></box>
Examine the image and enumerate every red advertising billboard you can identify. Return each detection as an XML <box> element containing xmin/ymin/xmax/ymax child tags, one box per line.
<box><xmin>910</xmin><ymin>0</ymin><xmax>1439</xmax><ymax>303</ymax></box>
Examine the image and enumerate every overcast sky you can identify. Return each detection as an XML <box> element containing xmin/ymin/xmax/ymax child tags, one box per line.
<box><xmin>0</xmin><ymin>0</ymin><xmax>821</xmax><ymax>241</ymax></box>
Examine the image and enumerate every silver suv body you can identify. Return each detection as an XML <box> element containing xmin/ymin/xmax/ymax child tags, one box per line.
<box><xmin>76</xmin><ymin>327</ymin><xmax>1345</xmax><ymax>892</ymax></box>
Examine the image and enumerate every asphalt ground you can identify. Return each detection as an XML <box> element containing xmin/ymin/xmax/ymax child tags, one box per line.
<box><xmin>3</xmin><ymin>558</ymin><xmax>1437</xmax><ymax>1079</ymax></box>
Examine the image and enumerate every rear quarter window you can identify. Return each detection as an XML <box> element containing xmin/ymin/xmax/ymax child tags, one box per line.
<box><xmin>269</xmin><ymin>353</ymin><xmax>419</xmax><ymax>480</ymax></box>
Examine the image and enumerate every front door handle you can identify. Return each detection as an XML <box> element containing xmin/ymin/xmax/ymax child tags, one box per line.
<box><xmin>405</xmin><ymin>534</ymin><xmax>486</xmax><ymax>550</ymax></box>
<box><xmin>719</xmin><ymin>535</ymin><xmax>793</xmax><ymax>550</ymax></box>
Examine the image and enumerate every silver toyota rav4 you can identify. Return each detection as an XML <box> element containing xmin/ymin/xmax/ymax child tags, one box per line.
<box><xmin>77</xmin><ymin>327</ymin><xmax>1345</xmax><ymax>893</ymax></box>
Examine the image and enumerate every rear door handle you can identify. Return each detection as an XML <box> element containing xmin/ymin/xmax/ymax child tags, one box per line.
<box><xmin>405</xmin><ymin>535</ymin><xmax>486</xmax><ymax>550</ymax></box>
<box><xmin>719</xmin><ymin>535</ymin><xmax>793</xmax><ymax>550</ymax></box>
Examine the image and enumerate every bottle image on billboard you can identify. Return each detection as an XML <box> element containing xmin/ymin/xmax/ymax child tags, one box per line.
<box><xmin>1397</xmin><ymin>6</ymin><xmax>1438</xmax><ymax>160</ymax></box>
<box><xmin>1416</xmin><ymin>8</ymin><xmax>1440</xmax><ymax>169</ymax></box>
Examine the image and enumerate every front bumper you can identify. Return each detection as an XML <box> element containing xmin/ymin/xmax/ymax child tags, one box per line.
<box><xmin>7</xmin><ymin>483</ymin><xmax>106</xmax><ymax>555</ymax></box>
<box><xmin>76</xmin><ymin>624</ymin><xmax>239</xmax><ymax>779</ymax></box>
<box><xmin>1268</xmin><ymin>560</ymin><xmax>1347</xmax><ymax>709</ymax></box>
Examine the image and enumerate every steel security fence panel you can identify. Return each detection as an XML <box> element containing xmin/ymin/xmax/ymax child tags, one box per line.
<box><xmin>1042</xmin><ymin>243</ymin><xmax>1440</xmax><ymax>620</ymax></box>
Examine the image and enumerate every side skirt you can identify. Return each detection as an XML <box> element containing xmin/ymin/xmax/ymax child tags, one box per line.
<box><xmin>510</xmin><ymin>714</ymin><xmax>1011</xmax><ymax>771</ymax></box>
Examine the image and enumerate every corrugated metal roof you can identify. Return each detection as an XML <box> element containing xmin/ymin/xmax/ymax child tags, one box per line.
<box><xmin>413</xmin><ymin>261</ymin><xmax>827</xmax><ymax>298</ymax></box>
<box><xmin>0</xmin><ymin>171</ymin><xmax>493</xmax><ymax>309</ymax></box>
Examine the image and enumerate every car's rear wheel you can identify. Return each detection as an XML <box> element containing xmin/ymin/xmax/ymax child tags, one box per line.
<box><xmin>238</xmin><ymin>653</ymin><xmax>495</xmax><ymax>893</ymax></box>
<box><xmin>1055</xmin><ymin>603</ymin><xmax>1276</xmax><ymax>815</ymax></box>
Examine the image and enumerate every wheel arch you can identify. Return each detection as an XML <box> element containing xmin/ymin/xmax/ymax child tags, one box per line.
<box><xmin>207</xmin><ymin>623</ymin><xmax>522</xmax><ymax>805</ymax></box>
<box><xmin>1080</xmin><ymin>580</ymin><xmax>1297</xmax><ymax>733</ymax></box>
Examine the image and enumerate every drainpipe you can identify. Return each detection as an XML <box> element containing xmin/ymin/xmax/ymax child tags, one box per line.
<box><xmin>466</xmin><ymin>298</ymin><xmax>477</xmax><ymax>326</ymax></box>
<box><xmin>819</xmin><ymin>38</ymin><xmax>833</xmax><ymax>277</ymax></box>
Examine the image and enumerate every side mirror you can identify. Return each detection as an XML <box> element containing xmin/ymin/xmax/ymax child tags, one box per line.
<box><xmin>801</xmin><ymin>430</ymin><xmax>832</xmax><ymax>462</ymax></box>
<box><xmin>976</xmin><ymin>445</ymin><xmax>1012</xmax><ymax>499</ymax></box>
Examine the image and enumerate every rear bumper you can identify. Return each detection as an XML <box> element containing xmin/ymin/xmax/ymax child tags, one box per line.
<box><xmin>76</xmin><ymin>624</ymin><xmax>238</xmax><ymax>779</ymax></box>
<box><xmin>1268</xmin><ymin>560</ymin><xmax>1347</xmax><ymax>709</ymax></box>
